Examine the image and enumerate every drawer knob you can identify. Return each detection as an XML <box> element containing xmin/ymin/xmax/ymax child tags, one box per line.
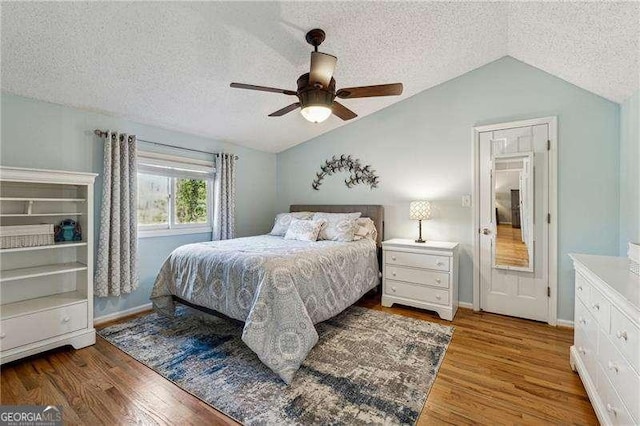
<box><xmin>592</xmin><ymin>303</ymin><xmax>600</xmax><ymax>311</ymax></box>
<box><xmin>606</xmin><ymin>404</ymin><xmax>618</xmax><ymax>416</ymax></box>
<box><xmin>392</xmin><ymin>271</ymin><xmax>396</xmax><ymax>276</ymax></box>
<box><xmin>0</xmin><ymin>333</ymin><xmax>5</xmax><ymax>339</ymax></box>
<box><xmin>435</xmin><ymin>278</ymin><xmax>442</xmax><ymax>284</ymax></box>
<box><xmin>578</xmin><ymin>347</ymin><xmax>586</xmax><ymax>355</ymax></box>
<box><xmin>577</xmin><ymin>286</ymin><xmax>583</xmax><ymax>291</ymax></box>
<box><xmin>579</xmin><ymin>317</ymin><xmax>586</xmax><ymax>325</ymax></box>
<box><xmin>62</xmin><ymin>316</ymin><xmax>70</xmax><ymax>323</ymax></box>
<box><xmin>616</xmin><ymin>330</ymin><xmax>628</xmax><ymax>341</ymax></box>
<box><xmin>392</xmin><ymin>256</ymin><xmax>397</xmax><ymax>261</ymax></box>
<box><xmin>607</xmin><ymin>361</ymin><xmax>619</xmax><ymax>373</ymax></box>
<box><xmin>436</xmin><ymin>295</ymin><xmax>441</xmax><ymax>300</ymax></box>
<box><xmin>391</xmin><ymin>286</ymin><xmax>397</xmax><ymax>292</ymax></box>
<box><xmin>436</xmin><ymin>262</ymin><xmax>444</xmax><ymax>266</ymax></box>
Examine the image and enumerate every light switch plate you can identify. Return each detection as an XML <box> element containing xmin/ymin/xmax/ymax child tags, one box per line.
<box><xmin>462</xmin><ymin>195</ymin><xmax>471</xmax><ymax>207</ymax></box>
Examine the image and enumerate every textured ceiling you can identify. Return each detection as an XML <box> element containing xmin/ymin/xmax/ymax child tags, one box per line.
<box><xmin>1</xmin><ymin>2</ymin><xmax>638</xmax><ymax>153</ymax></box>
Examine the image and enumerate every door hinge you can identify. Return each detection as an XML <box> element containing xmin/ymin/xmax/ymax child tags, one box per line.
<box><xmin>547</xmin><ymin>213</ymin><xmax>551</xmax><ymax>224</ymax></box>
<box><xmin>547</xmin><ymin>140</ymin><xmax>551</xmax><ymax>151</ymax></box>
<box><xmin>547</xmin><ymin>287</ymin><xmax>551</xmax><ymax>297</ymax></box>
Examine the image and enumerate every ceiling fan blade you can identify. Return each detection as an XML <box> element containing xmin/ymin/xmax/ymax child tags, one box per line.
<box><xmin>336</xmin><ymin>83</ymin><xmax>403</xmax><ymax>99</ymax></box>
<box><xmin>230</xmin><ymin>83</ymin><xmax>297</xmax><ymax>96</ymax></box>
<box><xmin>332</xmin><ymin>101</ymin><xmax>357</xmax><ymax>121</ymax></box>
<box><xmin>309</xmin><ymin>52</ymin><xmax>337</xmax><ymax>88</ymax></box>
<box><xmin>268</xmin><ymin>102</ymin><xmax>301</xmax><ymax>117</ymax></box>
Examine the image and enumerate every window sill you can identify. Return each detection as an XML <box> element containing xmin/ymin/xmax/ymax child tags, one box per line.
<box><xmin>138</xmin><ymin>227</ymin><xmax>212</xmax><ymax>239</ymax></box>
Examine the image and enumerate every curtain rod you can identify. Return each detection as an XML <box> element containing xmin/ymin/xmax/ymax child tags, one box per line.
<box><xmin>93</xmin><ymin>129</ymin><xmax>238</xmax><ymax>160</ymax></box>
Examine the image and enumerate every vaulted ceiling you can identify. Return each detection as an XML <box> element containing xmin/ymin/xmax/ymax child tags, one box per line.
<box><xmin>2</xmin><ymin>2</ymin><xmax>638</xmax><ymax>153</ymax></box>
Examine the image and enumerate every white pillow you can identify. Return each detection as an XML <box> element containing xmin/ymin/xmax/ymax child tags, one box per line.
<box><xmin>269</xmin><ymin>212</ymin><xmax>313</xmax><ymax>236</ymax></box>
<box><xmin>313</xmin><ymin>212</ymin><xmax>361</xmax><ymax>242</ymax></box>
<box><xmin>284</xmin><ymin>219</ymin><xmax>326</xmax><ymax>242</ymax></box>
<box><xmin>353</xmin><ymin>217</ymin><xmax>378</xmax><ymax>242</ymax></box>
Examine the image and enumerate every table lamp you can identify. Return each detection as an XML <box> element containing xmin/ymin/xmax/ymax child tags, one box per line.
<box><xmin>409</xmin><ymin>201</ymin><xmax>431</xmax><ymax>243</ymax></box>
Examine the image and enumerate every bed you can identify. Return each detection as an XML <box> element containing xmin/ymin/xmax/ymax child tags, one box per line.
<box><xmin>150</xmin><ymin>204</ymin><xmax>384</xmax><ymax>383</ymax></box>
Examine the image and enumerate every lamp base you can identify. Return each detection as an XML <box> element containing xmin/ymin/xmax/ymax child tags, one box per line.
<box><xmin>415</xmin><ymin>220</ymin><xmax>426</xmax><ymax>243</ymax></box>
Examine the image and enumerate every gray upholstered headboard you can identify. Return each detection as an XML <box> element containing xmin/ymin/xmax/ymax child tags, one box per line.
<box><xmin>290</xmin><ymin>204</ymin><xmax>384</xmax><ymax>246</ymax></box>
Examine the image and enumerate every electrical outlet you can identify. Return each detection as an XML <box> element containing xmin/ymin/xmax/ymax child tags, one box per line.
<box><xmin>462</xmin><ymin>195</ymin><xmax>471</xmax><ymax>207</ymax></box>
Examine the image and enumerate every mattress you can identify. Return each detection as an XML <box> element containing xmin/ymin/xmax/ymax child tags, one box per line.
<box><xmin>151</xmin><ymin>234</ymin><xmax>380</xmax><ymax>383</ymax></box>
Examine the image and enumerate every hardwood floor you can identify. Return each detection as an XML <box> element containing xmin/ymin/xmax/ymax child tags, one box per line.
<box><xmin>1</xmin><ymin>296</ymin><xmax>597</xmax><ymax>425</ymax></box>
<box><xmin>496</xmin><ymin>224</ymin><xmax>530</xmax><ymax>268</ymax></box>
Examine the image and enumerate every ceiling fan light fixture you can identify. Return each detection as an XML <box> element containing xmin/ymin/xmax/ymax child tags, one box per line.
<box><xmin>300</xmin><ymin>105</ymin><xmax>332</xmax><ymax>123</ymax></box>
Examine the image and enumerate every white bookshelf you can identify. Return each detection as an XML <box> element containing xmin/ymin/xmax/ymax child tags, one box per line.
<box><xmin>0</xmin><ymin>166</ymin><xmax>98</xmax><ymax>363</ymax></box>
<box><xmin>0</xmin><ymin>241</ymin><xmax>88</xmax><ymax>254</ymax></box>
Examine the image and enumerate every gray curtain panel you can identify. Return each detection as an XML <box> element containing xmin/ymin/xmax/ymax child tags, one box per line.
<box><xmin>214</xmin><ymin>153</ymin><xmax>236</xmax><ymax>240</ymax></box>
<box><xmin>95</xmin><ymin>131</ymin><xmax>139</xmax><ymax>297</ymax></box>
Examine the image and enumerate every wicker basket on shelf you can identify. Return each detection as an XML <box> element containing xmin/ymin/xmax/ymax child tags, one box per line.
<box><xmin>0</xmin><ymin>224</ymin><xmax>54</xmax><ymax>249</ymax></box>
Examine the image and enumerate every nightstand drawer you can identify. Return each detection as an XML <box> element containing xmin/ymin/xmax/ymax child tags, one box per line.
<box><xmin>385</xmin><ymin>266</ymin><xmax>449</xmax><ymax>288</ymax></box>
<box><xmin>386</xmin><ymin>250</ymin><xmax>450</xmax><ymax>271</ymax></box>
<box><xmin>385</xmin><ymin>280</ymin><xmax>449</xmax><ymax>306</ymax></box>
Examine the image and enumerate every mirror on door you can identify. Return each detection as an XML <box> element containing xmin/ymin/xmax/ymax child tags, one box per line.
<box><xmin>493</xmin><ymin>153</ymin><xmax>534</xmax><ymax>271</ymax></box>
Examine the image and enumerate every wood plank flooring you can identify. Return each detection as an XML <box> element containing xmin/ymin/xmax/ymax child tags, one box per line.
<box><xmin>1</xmin><ymin>295</ymin><xmax>597</xmax><ymax>425</ymax></box>
<box><xmin>496</xmin><ymin>224</ymin><xmax>530</xmax><ymax>268</ymax></box>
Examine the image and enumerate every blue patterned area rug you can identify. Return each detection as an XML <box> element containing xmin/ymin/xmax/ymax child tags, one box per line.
<box><xmin>98</xmin><ymin>305</ymin><xmax>453</xmax><ymax>425</ymax></box>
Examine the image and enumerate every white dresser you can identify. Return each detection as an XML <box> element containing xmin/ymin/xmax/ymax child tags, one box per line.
<box><xmin>0</xmin><ymin>167</ymin><xmax>98</xmax><ymax>363</ymax></box>
<box><xmin>381</xmin><ymin>239</ymin><xmax>459</xmax><ymax>321</ymax></box>
<box><xmin>570</xmin><ymin>254</ymin><xmax>640</xmax><ymax>425</ymax></box>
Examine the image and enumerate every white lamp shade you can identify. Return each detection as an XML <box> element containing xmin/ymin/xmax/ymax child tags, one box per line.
<box><xmin>409</xmin><ymin>201</ymin><xmax>431</xmax><ymax>220</ymax></box>
<box><xmin>300</xmin><ymin>105</ymin><xmax>332</xmax><ymax>123</ymax></box>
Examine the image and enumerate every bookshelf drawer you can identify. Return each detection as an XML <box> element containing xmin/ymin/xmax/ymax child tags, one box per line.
<box><xmin>1</xmin><ymin>301</ymin><xmax>87</xmax><ymax>351</ymax></box>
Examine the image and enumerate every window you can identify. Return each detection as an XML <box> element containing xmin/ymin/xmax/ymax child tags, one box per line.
<box><xmin>137</xmin><ymin>151</ymin><xmax>214</xmax><ymax>237</ymax></box>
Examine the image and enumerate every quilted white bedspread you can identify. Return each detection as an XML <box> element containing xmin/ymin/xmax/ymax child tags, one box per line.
<box><xmin>150</xmin><ymin>235</ymin><xmax>380</xmax><ymax>383</ymax></box>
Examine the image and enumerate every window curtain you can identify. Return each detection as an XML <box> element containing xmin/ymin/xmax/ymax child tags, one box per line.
<box><xmin>214</xmin><ymin>153</ymin><xmax>236</xmax><ymax>240</ymax></box>
<box><xmin>95</xmin><ymin>131</ymin><xmax>139</xmax><ymax>297</ymax></box>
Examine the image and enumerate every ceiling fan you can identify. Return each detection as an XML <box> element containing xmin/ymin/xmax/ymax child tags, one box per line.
<box><xmin>230</xmin><ymin>28</ymin><xmax>403</xmax><ymax>123</ymax></box>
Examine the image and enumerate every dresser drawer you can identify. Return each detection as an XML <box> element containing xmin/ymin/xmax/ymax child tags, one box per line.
<box><xmin>386</xmin><ymin>250</ymin><xmax>450</xmax><ymax>271</ymax></box>
<box><xmin>610</xmin><ymin>306</ymin><xmax>639</xmax><ymax>373</ymax></box>
<box><xmin>575</xmin><ymin>272</ymin><xmax>590</xmax><ymax>305</ymax></box>
<box><xmin>588</xmin><ymin>285</ymin><xmax>611</xmax><ymax>332</ymax></box>
<box><xmin>598</xmin><ymin>363</ymin><xmax>636</xmax><ymax>426</ymax></box>
<box><xmin>385</xmin><ymin>279</ymin><xmax>449</xmax><ymax>306</ymax></box>
<box><xmin>575</xmin><ymin>298</ymin><xmax>598</xmax><ymax>345</ymax></box>
<box><xmin>385</xmin><ymin>266</ymin><xmax>449</xmax><ymax>289</ymax></box>
<box><xmin>0</xmin><ymin>302</ymin><xmax>87</xmax><ymax>351</ymax></box>
<box><xmin>575</xmin><ymin>326</ymin><xmax>598</xmax><ymax>382</ymax></box>
<box><xmin>599</xmin><ymin>328</ymin><xmax>640</xmax><ymax>422</ymax></box>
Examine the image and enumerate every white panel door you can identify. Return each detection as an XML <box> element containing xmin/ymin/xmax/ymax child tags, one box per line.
<box><xmin>479</xmin><ymin>124</ymin><xmax>549</xmax><ymax>321</ymax></box>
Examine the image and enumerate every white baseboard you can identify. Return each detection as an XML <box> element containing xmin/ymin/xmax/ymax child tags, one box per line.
<box><xmin>94</xmin><ymin>302</ymin><xmax>153</xmax><ymax>326</ymax></box>
<box><xmin>556</xmin><ymin>318</ymin><xmax>574</xmax><ymax>328</ymax></box>
<box><xmin>458</xmin><ymin>301</ymin><xmax>474</xmax><ymax>310</ymax></box>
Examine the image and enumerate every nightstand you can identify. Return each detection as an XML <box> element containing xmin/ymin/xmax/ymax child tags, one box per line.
<box><xmin>381</xmin><ymin>239</ymin><xmax>459</xmax><ymax>321</ymax></box>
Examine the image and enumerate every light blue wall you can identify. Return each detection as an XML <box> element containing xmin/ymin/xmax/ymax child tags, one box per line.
<box><xmin>619</xmin><ymin>90</ymin><xmax>640</xmax><ymax>255</ymax></box>
<box><xmin>276</xmin><ymin>56</ymin><xmax>620</xmax><ymax>322</ymax></box>
<box><xmin>0</xmin><ymin>93</ymin><xmax>277</xmax><ymax>317</ymax></box>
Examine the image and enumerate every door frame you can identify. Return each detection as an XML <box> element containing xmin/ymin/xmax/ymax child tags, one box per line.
<box><xmin>471</xmin><ymin>116</ymin><xmax>558</xmax><ymax>325</ymax></box>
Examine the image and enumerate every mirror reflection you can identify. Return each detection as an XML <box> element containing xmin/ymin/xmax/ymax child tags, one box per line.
<box><xmin>493</xmin><ymin>154</ymin><xmax>533</xmax><ymax>271</ymax></box>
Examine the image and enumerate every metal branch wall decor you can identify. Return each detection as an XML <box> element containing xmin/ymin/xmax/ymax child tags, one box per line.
<box><xmin>312</xmin><ymin>155</ymin><xmax>380</xmax><ymax>190</ymax></box>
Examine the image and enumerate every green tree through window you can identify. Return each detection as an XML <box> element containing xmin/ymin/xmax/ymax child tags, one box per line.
<box><xmin>175</xmin><ymin>178</ymin><xmax>208</xmax><ymax>223</ymax></box>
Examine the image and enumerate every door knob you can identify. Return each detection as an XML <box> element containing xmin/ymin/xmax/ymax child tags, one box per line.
<box><xmin>482</xmin><ymin>228</ymin><xmax>491</xmax><ymax>235</ymax></box>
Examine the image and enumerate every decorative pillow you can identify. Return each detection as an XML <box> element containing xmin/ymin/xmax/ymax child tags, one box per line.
<box><xmin>353</xmin><ymin>217</ymin><xmax>378</xmax><ymax>242</ymax></box>
<box><xmin>269</xmin><ymin>212</ymin><xmax>313</xmax><ymax>236</ymax></box>
<box><xmin>313</xmin><ymin>212</ymin><xmax>361</xmax><ymax>242</ymax></box>
<box><xmin>284</xmin><ymin>219</ymin><xmax>326</xmax><ymax>242</ymax></box>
